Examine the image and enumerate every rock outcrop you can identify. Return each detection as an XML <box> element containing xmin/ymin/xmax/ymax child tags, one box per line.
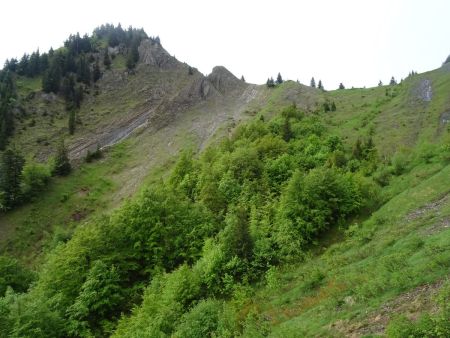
<box><xmin>207</xmin><ymin>66</ymin><xmax>247</xmax><ymax>95</ymax></box>
<box><xmin>138</xmin><ymin>39</ymin><xmax>179</xmax><ymax>69</ymax></box>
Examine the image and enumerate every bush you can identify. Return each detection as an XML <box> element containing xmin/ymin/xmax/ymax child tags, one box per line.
<box><xmin>173</xmin><ymin>299</ymin><xmax>222</xmax><ymax>338</ymax></box>
<box><xmin>277</xmin><ymin>167</ymin><xmax>362</xmax><ymax>246</ymax></box>
<box><xmin>85</xmin><ymin>146</ymin><xmax>102</xmax><ymax>163</ymax></box>
<box><xmin>0</xmin><ymin>255</ymin><xmax>35</xmax><ymax>296</ymax></box>
<box><xmin>21</xmin><ymin>162</ymin><xmax>51</xmax><ymax>200</ymax></box>
<box><xmin>391</xmin><ymin>149</ymin><xmax>410</xmax><ymax>175</ymax></box>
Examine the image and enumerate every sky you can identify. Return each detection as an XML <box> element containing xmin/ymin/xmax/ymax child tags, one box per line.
<box><xmin>1</xmin><ymin>0</ymin><xmax>449</xmax><ymax>88</ymax></box>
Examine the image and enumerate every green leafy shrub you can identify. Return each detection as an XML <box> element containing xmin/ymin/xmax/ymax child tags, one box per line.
<box><xmin>173</xmin><ymin>299</ymin><xmax>223</xmax><ymax>338</ymax></box>
<box><xmin>0</xmin><ymin>255</ymin><xmax>35</xmax><ymax>296</ymax></box>
<box><xmin>21</xmin><ymin>162</ymin><xmax>51</xmax><ymax>200</ymax></box>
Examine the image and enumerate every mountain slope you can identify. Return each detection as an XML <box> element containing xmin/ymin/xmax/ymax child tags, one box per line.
<box><xmin>0</xmin><ymin>26</ymin><xmax>449</xmax><ymax>337</ymax></box>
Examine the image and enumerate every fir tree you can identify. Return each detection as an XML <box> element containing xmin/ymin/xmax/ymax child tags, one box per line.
<box><xmin>282</xmin><ymin>116</ymin><xmax>293</xmax><ymax>142</ymax></box>
<box><xmin>76</xmin><ymin>54</ymin><xmax>91</xmax><ymax>86</ymax></box>
<box><xmin>241</xmin><ymin>75</ymin><xmax>245</xmax><ymax>82</ymax></box>
<box><xmin>339</xmin><ymin>83</ymin><xmax>345</xmax><ymax>90</ymax></box>
<box><xmin>0</xmin><ymin>147</ymin><xmax>25</xmax><ymax>209</ymax></box>
<box><xmin>52</xmin><ymin>140</ymin><xmax>71</xmax><ymax>176</ymax></box>
<box><xmin>103</xmin><ymin>49</ymin><xmax>111</xmax><ymax>70</ymax></box>
<box><xmin>28</xmin><ymin>50</ymin><xmax>40</xmax><ymax>77</ymax></box>
<box><xmin>266</xmin><ymin>77</ymin><xmax>275</xmax><ymax>88</ymax></box>
<box><xmin>39</xmin><ymin>53</ymin><xmax>49</xmax><ymax>73</ymax></box>
<box><xmin>61</xmin><ymin>74</ymin><xmax>76</xmax><ymax>108</ymax></box>
<box><xmin>42</xmin><ymin>60</ymin><xmax>62</xmax><ymax>93</ymax></box>
<box><xmin>276</xmin><ymin>72</ymin><xmax>283</xmax><ymax>84</ymax></box>
<box><xmin>310</xmin><ymin>77</ymin><xmax>316</xmax><ymax>88</ymax></box>
<box><xmin>93</xmin><ymin>59</ymin><xmax>101</xmax><ymax>82</ymax></box>
<box><xmin>74</xmin><ymin>85</ymin><xmax>83</xmax><ymax>109</ymax></box>
<box><xmin>68</xmin><ymin>110</ymin><xmax>76</xmax><ymax>135</ymax></box>
<box><xmin>389</xmin><ymin>76</ymin><xmax>397</xmax><ymax>85</ymax></box>
<box><xmin>352</xmin><ymin>138</ymin><xmax>363</xmax><ymax>160</ymax></box>
<box><xmin>331</xmin><ymin>101</ymin><xmax>337</xmax><ymax>111</ymax></box>
<box><xmin>0</xmin><ymin>71</ymin><xmax>16</xmax><ymax>150</ymax></box>
<box><xmin>318</xmin><ymin>80</ymin><xmax>324</xmax><ymax>90</ymax></box>
<box><xmin>17</xmin><ymin>54</ymin><xmax>29</xmax><ymax>76</ymax></box>
<box><xmin>378</xmin><ymin>80</ymin><xmax>383</xmax><ymax>86</ymax></box>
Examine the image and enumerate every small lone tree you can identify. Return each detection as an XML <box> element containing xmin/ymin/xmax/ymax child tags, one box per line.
<box><xmin>389</xmin><ymin>76</ymin><xmax>397</xmax><ymax>85</ymax></box>
<box><xmin>310</xmin><ymin>77</ymin><xmax>316</xmax><ymax>88</ymax></box>
<box><xmin>241</xmin><ymin>75</ymin><xmax>245</xmax><ymax>82</ymax></box>
<box><xmin>378</xmin><ymin>80</ymin><xmax>383</xmax><ymax>86</ymax></box>
<box><xmin>276</xmin><ymin>72</ymin><xmax>283</xmax><ymax>85</ymax></box>
<box><xmin>53</xmin><ymin>140</ymin><xmax>71</xmax><ymax>176</ymax></box>
<box><xmin>318</xmin><ymin>80</ymin><xmax>324</xmax><ymax>90</ymax></box>
<box><xmin>103</xmin><ymin>49</ymin><xmax>111</xmax><ymax>70</ymax></box>
<box><xmin>339</xmin><ymin>83</ymin><xmax>345</xmax><ymax>90</ymax></box>
<box><xmin>331</xmin><ymin>101</ymin><xmax>337</xmax><ymax>111</ymax></box>
<box><xmin>188</xmin><ymin>66</ymin><xmax>194</xmax><ymax>75</ymax></box>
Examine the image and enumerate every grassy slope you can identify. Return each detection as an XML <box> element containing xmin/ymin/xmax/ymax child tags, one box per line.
<box><xmin>246</xmin><ymin>162</ymin><xmax>450</xmax><ymax>337</ymax></box>
<box><xmin>237</xmin><ymin>68</ymin><xmax>450</xmax><ymax>336</ymax></box>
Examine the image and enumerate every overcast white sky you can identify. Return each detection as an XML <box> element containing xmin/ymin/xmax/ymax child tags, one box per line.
<box><xmin>1</xmin><ymin>0</ymin><xmax>449</xmax><ymax>88</ymax></box>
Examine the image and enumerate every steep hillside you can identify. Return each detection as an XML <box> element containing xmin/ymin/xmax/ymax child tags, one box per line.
<box><xmin>0</xmin><ymin>25</ymin><xmax>449</xmax><ymax>338</ymax></box>
<box><xmin>0</xmin><ymin>30</ymin><xmax>324</xmax><ymax>264</ymax></box>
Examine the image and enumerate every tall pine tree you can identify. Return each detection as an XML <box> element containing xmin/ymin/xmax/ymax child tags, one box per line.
<box><xmin>0</xmin><ymin>147</ymin><xmax>25</xmax><ymax>209</ymax></box>
<box><xmin>0</xmin><ymin>71</ymin><xmax>16</xmax><ymax>150</ymax></box>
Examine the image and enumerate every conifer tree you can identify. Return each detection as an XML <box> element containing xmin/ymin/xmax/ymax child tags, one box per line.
<box><xmin>331</xmin><ymin>101</ymin><xmax>337</xmax><ymax>111</ymax></box>
<box><xmin>93</xmin><ymin>59</ymin><xmax>101</xmax><ymax>82</ymax></box>
<box><xmin>28</xmin><ymin>50</ymin><xmax>40</xmax><ymax>77</ymax></box>
<box><xmin>0</xmin><ymin>71</ymin><xmax>16</xmax><ymax>150</ymax></box>
<box><xmin>74</xmin><ymin>85</ymin><xmax>83</xmax><ymax>109</ymax></box>
<box><xmin>103</xmin><ymin>49</ymin><xmax>111</xmax><ymax>70</ymax></box>
<box><xmin>0</xmin><ymin>147</ymin><xmax>25</xmax><ymax>208</ymax></box>
<box><xmin>42</xmin><ymin>60</ymin><xmax>62</xmax><ymax>93</ymax></box>
<box><xmin>318</xmin><ymin>80</ymin><xmax>324</xmax><ymax>90</ymax></box>
<box><xmin>68</xmin><ymin>110</ymin><xmax>76</xmax><ymax>135</ymax></box>
<box><xmin>389</xmin><ymin>76</ymin><xmax>397</xmax><ymax>85</ymax></box>
<box><xmin>282</xmin><ymin>116</ymin><xmax>293</xmax><ymax>142</ymax></box>
<box><xmin>378</xmin><ymin>80</ymin><xmax>383</xmax><ymax>86</ymax></box>
<box><xmin>241</xmin><ymin>75</ymin><xmax>245</xmax><ymax>82</ymax></box>
<box><xmin>339</xmin><ymin>83</ymin><xmax>345</xmax><ymax>90</ymax></box>
<box><xmin>76</xmin><ymin>54</ymin><xmax>91</xmax><ymax>85</ymax></box>
<box><xmin>310</xmin><ymin>77</ymin><xmax>316</xmax><ymax>88</ymax></box>
<box><xmin>52</xmin><ymin>140</ymin><xmax>71</xmax><ymax>176</ymax></box>
<box><xmin>276</xmin><ymin>72</ymin><xmax>283</xmax><ymax>84</ymax></box>
<box><xmin>17</xmin><ymin>54</ymin><xmax>29</xmax><ymax>76</ymax></box>
<box><xmin>266</xmin><ymin>77</ymin><xmax>275</xmax><ymax>88</ymax></box>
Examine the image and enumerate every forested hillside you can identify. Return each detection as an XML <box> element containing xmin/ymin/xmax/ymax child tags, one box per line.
<box><xmin>0</xmin><ymin>25</ymin><xmax>449</xmax><ymax>337</ymax></box>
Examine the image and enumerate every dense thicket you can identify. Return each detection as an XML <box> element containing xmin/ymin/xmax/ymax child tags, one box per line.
<box><xmin>0</xmin><ymin>105</ymin><xmax>382</xmax><ymax>337</ymax></box>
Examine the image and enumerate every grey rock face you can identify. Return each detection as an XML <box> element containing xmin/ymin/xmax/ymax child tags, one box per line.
<box><xmin>138</xmin><ymin>39</ymin><xmax>179</xmax><ymax>69</ymax></box>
